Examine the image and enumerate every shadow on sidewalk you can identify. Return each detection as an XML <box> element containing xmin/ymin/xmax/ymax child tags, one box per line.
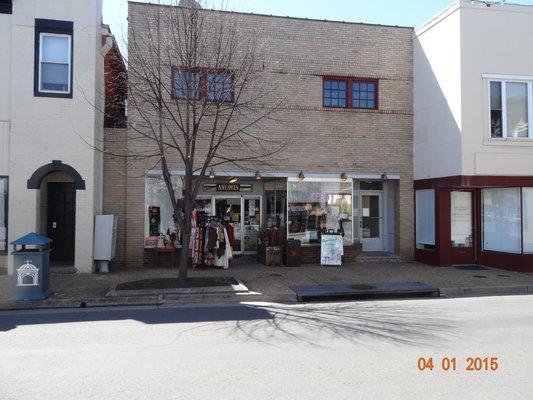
<box><xmin>1</xmin><ymin>300</ymin><xmax>459</xmax><ymax>347</ymax></box>
<box><xmin>230</xmin><ymin>301</ymin><xmax>459</xmax><ymax>347</ymax></box>
<box><xmin>0</xmin><ymin>305</ymin><xmax>272</xmax><ymax>332</ymax></box>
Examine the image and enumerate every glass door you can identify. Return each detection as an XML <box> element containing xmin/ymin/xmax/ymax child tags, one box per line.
<box><xmin>243</xmin><ymin>196</ymin><xmax>261</xmax><ymax>253</ymax></box>
<box><xmin>360</xmin><ymin>192</ymin><xmax>383</xmax><ymax>251</ymax></box>
<box><xmin>450</xmin><ymin>190</ymin><xmax>475</xmax><ymax>264</ymax></box>
<box><xmin>214</xmin><ymin>197</ymin><xmax>242</xmax><ymax>254</ymax></box>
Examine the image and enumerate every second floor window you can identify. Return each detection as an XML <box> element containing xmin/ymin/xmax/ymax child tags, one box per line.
<box><xmin>172</xmin><ymin>68</ymin><xmax>233</xmax><ymax>102</ymax></box>
<box><xmin>323</xmin><ymin>77</ymin><xmax>378</xmax><ymax>110</ymax></box>
<box><xmin>489</xmin><ymin>78</ymin><xmax>532</xmax><ymax>139</ymax></box>
<box><xmin>39</xmin><ymin>33</ymin><xmax>72</xmax><ymax>93</ymax></box>
<box><xmin>173</xmin><ymin>70</ymin><xmax>200</xmax><ymax>100</ymax></box>
<box><xmin>34</xmin><ymin>19</ymin><xmax>74</xmax><ymax>98</ymax></box>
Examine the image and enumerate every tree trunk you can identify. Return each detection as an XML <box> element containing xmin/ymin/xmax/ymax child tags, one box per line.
<box><xmin>178</xmin><ymin>199</ymin><xmax>192</xmax><ymax>284</ymax></box>
<box><xmin>178</xmin><ymin>229</ymin><xmax>190</xmax><ymax>284</ymax></box>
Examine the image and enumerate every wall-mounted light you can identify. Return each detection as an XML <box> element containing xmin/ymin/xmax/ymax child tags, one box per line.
<box><xmin>340</xmin><ymin>172</ymin><xmax>348</xmax><ymax>182</ymax></box>
<box><xmin>255</xmin><ymin>171</ymin><xmax>262</xmax><ymax>180</ymax></box>
<box><xmin>228</xmin><ymin>177</ymin><xmax>238</xmax><ymax>184</ymax></box>
<box><xmin>208</xmin><ymin>169</ymin><xmax>215</xmax><ymax>180</ymax></box>
<box><xmin>298</xmin><ymin>171</ymin><xmax>305</xmax><ymax>181</ymax></box>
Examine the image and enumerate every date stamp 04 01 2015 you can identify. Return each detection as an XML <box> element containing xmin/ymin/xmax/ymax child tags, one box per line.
<box><xmin>417</xmin><ymin>357</ymin><xmax>500</xmax><ymax>372</ymax></box>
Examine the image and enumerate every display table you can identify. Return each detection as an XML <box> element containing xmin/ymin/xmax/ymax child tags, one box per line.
<box><xmin>153</xmin><ymin>247</ymin><xmax>176</xmax><ymax>268</ymax></box>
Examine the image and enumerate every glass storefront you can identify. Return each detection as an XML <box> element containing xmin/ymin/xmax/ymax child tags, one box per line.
<box><xmin>144</xmin><ymin>174</ymin><xmax>396</xmax><ymax>253</ymax></box>
<box><xmin>287</xmin><ymin>179</ymin><xmax>353</xmax><ymax>245</ymax></box>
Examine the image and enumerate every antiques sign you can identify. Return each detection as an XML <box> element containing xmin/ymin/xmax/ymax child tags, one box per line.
<box><xmin>216</xmin><ymin>183</ymin><xmax>241</xmax><ymax>192</ymax></box>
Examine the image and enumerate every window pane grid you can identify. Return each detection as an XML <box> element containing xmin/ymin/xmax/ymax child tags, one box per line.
<box><xmin>352</xmin><ymin>81</ymin><xmax>376</xmax><ymax>109</ymax></box>
<box><xmin>323</xmin><ymin>80</ymin><xmax>347</xmax><ymax>108</ymax></box>
<box><xmin>207</xmin><ymin>73</ymin><xmax>233</xmax><ymax>101</ymax></box>
<box><xmin>173</xmin><ymin>71</ymin><xmax>199</xmax><ymax>100</ymax></box>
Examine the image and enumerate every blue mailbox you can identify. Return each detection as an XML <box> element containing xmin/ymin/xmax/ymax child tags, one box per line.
<box><xmin>10</xmin><ymin>232</ymin><xmax>53</xmax><ymax>301</ymax></box>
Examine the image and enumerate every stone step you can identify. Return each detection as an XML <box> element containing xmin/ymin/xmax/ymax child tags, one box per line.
<box><xmin>357</xmin><ymin>254</ymin><xmax>402</xmax><ymax>263</ymax></box>
<box><xmin>291</xmin><ymin>282</ymin><xmax>439</xmax><ymax>302</ymax></box>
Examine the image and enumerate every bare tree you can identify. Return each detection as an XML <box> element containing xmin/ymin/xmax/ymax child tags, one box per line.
<box><xmin>121</xmin><ymin>0</ymin><xmax>286</xmax><ymax>282</ymax></box>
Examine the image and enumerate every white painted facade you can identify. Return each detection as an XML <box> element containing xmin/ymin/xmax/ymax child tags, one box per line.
<box><xmin>0</xmin><ymin>0</ymin><xmax>105</xmax><ymax>274</ymax></box>
<box><xmin>414</xmin><ymin>0</ymin><xmax>533</xmax><ymax>180</ymax></box>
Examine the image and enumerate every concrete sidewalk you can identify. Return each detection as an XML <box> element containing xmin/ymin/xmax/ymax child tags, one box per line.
<box><xmin>1</xmin><ymin>257</ymin><xmax>533</xmax><ymax>310</ymax></box>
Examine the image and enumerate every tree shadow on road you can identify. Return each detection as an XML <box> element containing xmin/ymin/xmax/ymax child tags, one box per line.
<box><xmin>230</xmin><ymin>300</ymin><xmax>459</xmax><ymax>347</ymax></box>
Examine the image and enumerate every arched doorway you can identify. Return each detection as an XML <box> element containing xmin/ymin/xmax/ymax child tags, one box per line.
<box><xmin>28</xmin><ymin>161</ymin><xmax>85</xmax><ymax>265</ymax></box>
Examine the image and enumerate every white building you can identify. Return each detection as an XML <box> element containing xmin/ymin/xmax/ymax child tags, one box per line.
<box><xmin>413</xmin><ymin>0</ymin><xmax>533</xmax><ymax>271</ymax></box>
<box><xmin>0</xmin><ymin>0</ymin><xmax>107</xmax><ymax>274</ymax></box>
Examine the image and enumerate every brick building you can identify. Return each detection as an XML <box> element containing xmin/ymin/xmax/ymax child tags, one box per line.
<box><xmin>103</xmin><ymin>1</ymin><xmax>414</xmax><ymax>269</ymax></box>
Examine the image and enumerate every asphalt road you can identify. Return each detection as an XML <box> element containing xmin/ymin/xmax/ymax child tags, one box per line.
<box><xmin>1</xmin><ymin>295</ymin><xmax>532</xmax><ymax>400</ymax></box>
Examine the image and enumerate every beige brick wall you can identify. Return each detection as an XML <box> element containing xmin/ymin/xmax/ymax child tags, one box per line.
<box><xmin>117</xmin><ymin>3</ymin><xmax>414</xmax><ymax>267</ymax></box>
<box><xmin>102</xmin><ymin>128</ymin><xmax>128</xmax><ymax>268</ymax></box>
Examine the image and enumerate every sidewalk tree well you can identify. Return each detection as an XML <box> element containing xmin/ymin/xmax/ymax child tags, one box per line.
<box><xmin>113</xmin><ymin>0</ymin><xmax>287</xmax><ymax>282</ymax></box>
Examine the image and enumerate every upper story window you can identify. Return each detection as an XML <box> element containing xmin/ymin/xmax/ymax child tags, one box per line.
<box><xmin>488</xmin><ymin>76</ymin><xmax>533</xmax><ymax>139</ymax></box>
<box><xmin>34</xmin><ymin>19</ymin><xmax>74</xmax><ymax>98</ymax></box>
<box><xmin>323</xmin><ymin>77</ymin><xmax>378</xmax><ymax>110</ymax></box>
<box><xmin>207</xmin><ymin>72</ymin><xmax>233</xmax><ymax>101</ymax></box>
<box><xmin>172</xmin><ymin>68</ymin><xmax>234</xmax><ymax>102</ymax></box>
<box><xmin>323</xmin><ymin>79</ymin><xmax>347</xmax><ymax>108</ymax></box>
<box><xmin>0</xmin><ymin>0</ymin><xmax>12</xmax><ymax>14</ymax></box>
<box><xmin>173</xmin><ymin>70</ymin><xmax>200</xmax><ymax>100</ymax></box>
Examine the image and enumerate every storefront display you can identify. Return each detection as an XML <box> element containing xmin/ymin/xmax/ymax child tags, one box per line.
<box><xmin>287</xmin><ymin>180</ymin><xmax>353</xmax><ymax>245</ymax></box>
<box><xmin>145</xmin><ymin>175</ymin><xmax>182</xmax><ymax>246</ymax></box>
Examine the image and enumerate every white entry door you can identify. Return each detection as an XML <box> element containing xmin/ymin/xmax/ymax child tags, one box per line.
<box><xmin>360</xmin><ymin>192</ymin><xmax>384</xmax><ymax>252</ymax></box>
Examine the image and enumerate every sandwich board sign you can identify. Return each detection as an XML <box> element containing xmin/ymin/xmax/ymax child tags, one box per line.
<box><xmin>321</xmin><ymin>231</ymin><xmax>343</xmax><ymax>267</ymax></box>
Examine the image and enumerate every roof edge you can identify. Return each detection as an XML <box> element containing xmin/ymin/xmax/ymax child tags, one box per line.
<box><xmin>127</xmin><ymin>0</ymin><xmax>414</xmax><ymax>30</ymax></box>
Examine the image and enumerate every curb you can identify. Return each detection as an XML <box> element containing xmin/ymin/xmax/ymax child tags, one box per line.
<box><xmin>0</xmin><ymin>292</ymin><xmax>296</xmax><ymax>311</ymax></box>
<box><xmin>440</xmin><ymin>285</ymin><xmax>532</xmax><ymax>298</ymax></box>
<box><xmin>1</xmin><ymin>285</ymin><xmax>532</xmax><ymax>311</ymax></box>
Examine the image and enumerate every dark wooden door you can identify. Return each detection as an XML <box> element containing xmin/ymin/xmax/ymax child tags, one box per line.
<box><xmin>47</xmin><ymin>183</ymin><xmax>76</xmax><ymax>262</ymax></box>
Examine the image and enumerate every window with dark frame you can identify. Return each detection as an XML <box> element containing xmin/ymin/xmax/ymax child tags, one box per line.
<box><xmin>323</xmin><ymin>77</ymin><xmax>378</xmax><ymax>110</ymax></box>
<box><xmin>352</xmin><ymin>81</ymin><xmax>376</xmax><ymax>109</ymax></box>
<box><xmin>173</xmin><ymin>70</ymin><xmax>200</xmax><ymax>100</ymax></box>
<box><xmin>323</xmin><ymin>79</ymin><xmax>347</xmax><ymax>108</ymax></box>
<box><xmin>207</xmin><ymin>72</ymin><xmax>233</xmax><ymax>101</ymax></box>
<box><xmin>34</xmin><ymin>19</ymin><xmax>74</xmax><ymax>98</ymax></box>
<box><xmin>0</xmin><ymin>0</ymin><xmax>12</xmax><ymax>14</ymax></box>
<box><xmin>172</xmin><ymin>68</ymin><xmax>234</xmax><ymax>102</ymax></box>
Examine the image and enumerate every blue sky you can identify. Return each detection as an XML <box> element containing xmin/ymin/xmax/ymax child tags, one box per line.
<box><xmin>103</xmin><ymin>0</ymin><xmax>533</xmax><ymax>50</ymax></box>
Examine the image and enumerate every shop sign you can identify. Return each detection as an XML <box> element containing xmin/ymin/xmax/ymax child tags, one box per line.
<box><xmin>216</xmin><ymin>183</ymin><xmax>241</xmax><ymax>192</ymax></box>
<box><xmin>310</xmin><ymin>193</ymin><xmax>329</xmax><ymax>202</ymax></box>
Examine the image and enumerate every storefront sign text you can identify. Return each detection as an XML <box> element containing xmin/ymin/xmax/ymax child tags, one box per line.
<box><xmin>216</xmin><ymin>184</ymin><xmax>241</xmax><ymax>192</ymax></box>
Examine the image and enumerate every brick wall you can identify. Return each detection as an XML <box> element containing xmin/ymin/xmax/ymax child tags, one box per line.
<box><xmin>116</xmin><ymin>3</ymin><xmax>414</xmax><ymax>268</ymax></box>
<box><xmin>102</xmin><ymin>128</ymin><xmax>128</xmax><ymax>268</ymax></box>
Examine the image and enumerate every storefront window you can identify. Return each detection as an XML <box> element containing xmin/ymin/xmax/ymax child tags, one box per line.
<box><xmin>0</xmin><ymin>178</ymin><xmax>7</xmax><ymax>252</ymax></box>
<box><xmin>416</xmin><ymin>189</ymin><xmax>435</xmax><ymax>250</ymax></box>
<box><xmin>483</xmin><ymin>188</ymin><xmax>521</xmax><ymax>253</ymax></box>
<box><xmin>451</xmin><ymin>191</ymin><xmax>472</xmax><ymax>247</ymax></box>
<box><xmin>287</xmin><ymin>180</ymin><xmax>352</xmax><ymax>245</ymax></box>
<box><xmin>264</xmin><ymin>180</ymin><xmax>286</xmax><ymax>229</ymax></box>
<box><xmin>522</xmin><ymin>188</ymin><xmax>533</xmax><ymax>253</ymax></box>
<box><xmin>145</xmin><ymin>174</ymin><xmax>182</xmax><ymax>245</ymax></box>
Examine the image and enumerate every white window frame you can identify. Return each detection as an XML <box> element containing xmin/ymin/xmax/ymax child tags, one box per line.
<box><xmin>38</xmin><ymin>32</ymin><xmax>72</xmax><ymax>95</ymax></box>
<box><xmin>484</xmin><ymin>74</ymin><xmax>533</xmax><ymax>140</ymax></box>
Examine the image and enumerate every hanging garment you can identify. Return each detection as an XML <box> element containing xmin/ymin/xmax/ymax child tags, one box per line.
<box><xmin>225</xmin><ymin>222</ymin><xmax>235</xmax><ymax>248</ymax></box>
<box><xmin>214</xmin><ymin>227</ymin><xmax>233</xmax><ymax>269</ymax></box>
